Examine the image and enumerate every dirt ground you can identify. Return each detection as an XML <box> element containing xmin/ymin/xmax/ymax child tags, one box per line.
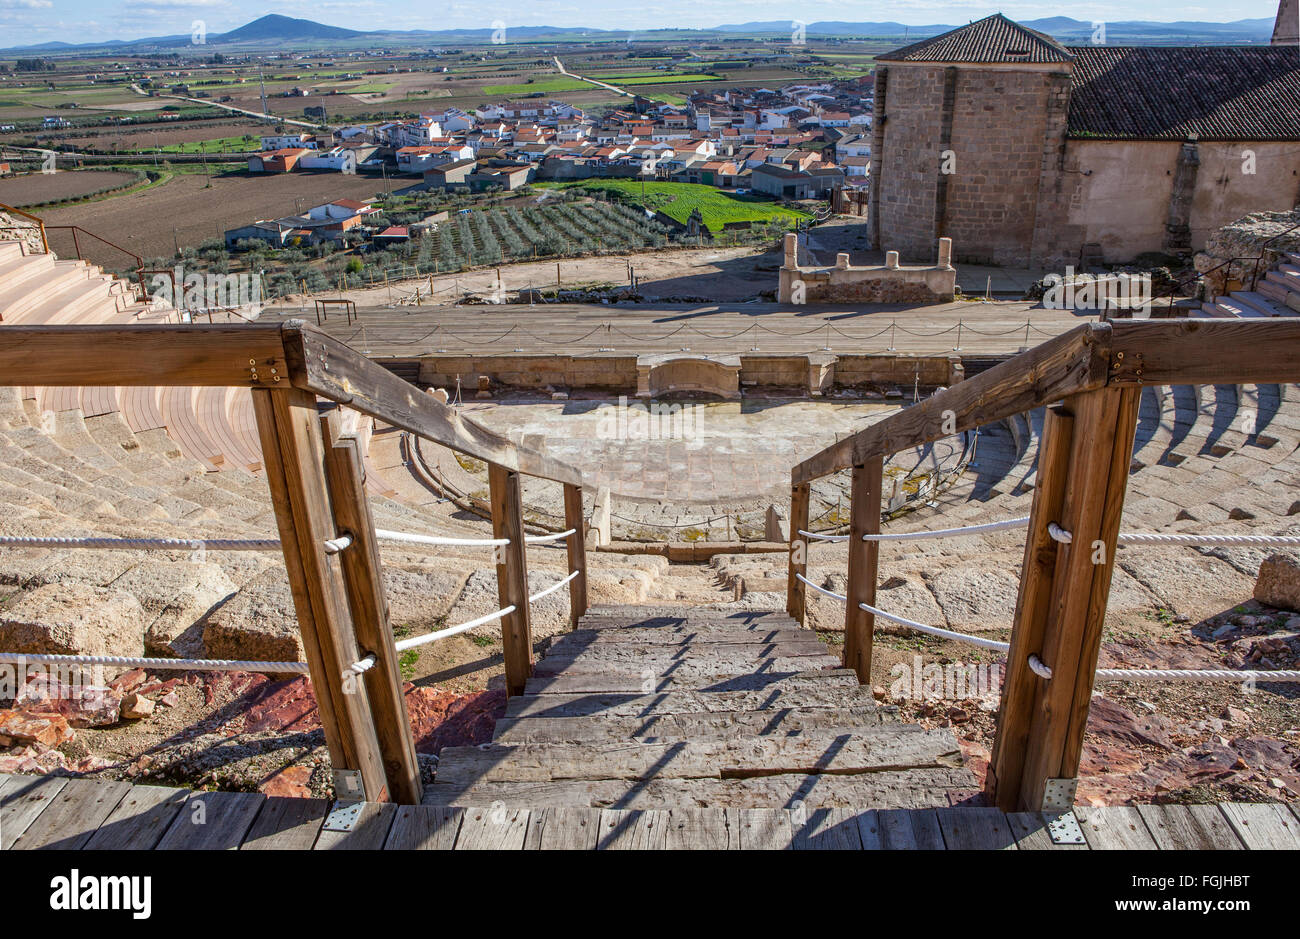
<box><xmin>0</xmin><ymin>169</ymin><xmax>140</xmax><ymax>207</ymax></box>
<box><xmin>37</xmin><ymin>169</ymin><xmax>392</xmax><ymax>261</ymax></box>
<box><xmin>268</xmin><ymin>244</ymin><xmax>782</xmax><ymax>309</ymax></box>
<box><xmin>59</xmin><ymin>120</ymin><xmax>269</xmax><ymax>151</ymax></box>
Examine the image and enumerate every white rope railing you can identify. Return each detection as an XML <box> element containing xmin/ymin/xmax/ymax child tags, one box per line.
<box><xmin>524</xmin><ymin>528</ymin><xmax>576</xmax><ymax>544</ymax></box>
<box><xmin>798</xmin><ymin>529</ymin><xmax>850</xmax><ymax>542</ymax></box>
<box><xmin>0</xmin><ymin>535</ymin><xmax>281</xmax><ymax>552</ymax></box>
<box><xmin>1024</xmin><ymin>654</ymin><xmax>1300</xmax><ymax>683</ymax></box>
<box><xmin>1095</xmin><ymin>666</ymin><xmax>1300</xmax><ymax>682</ymax></box>
<box><xmin>373</xmin><ymin>529</ymin><xmax>509</xmax><ymax>547</ymax></box>
<box><xmin>862</xmin><ymin>517</ymin><xmax>1032</xmax><ymax>541</ymax></box>
<box><xmin>529</xmin><ymin>569</ymin><xmax>580</xmax><ymax>603</ymax></box>
<box><xmin>796</xmin><ymin>517</ymin><xmax>1300</xmax><ymax>549</ymax></box>
<box><xmin>0</xmin><ymin>651</ymin><xmax>309</xmax><ymax>674</ymax></box>
<box><xmin>1117</xmin><ymin>532</ymin><xmax>1300</xmax><ymax>548</ymax></box>
<box><xmin>857</xmin><ymin>602</ymin><xmax>1011</xmax><ymax>652</ymax></box>
<box><xmin>392</xmin><ymin>605</ymin><xmax>517</xmax><ymax>653</ymax></box>
<box><xmin>794</xmin><ymin>572</ymin><xmax>847</xmax><ymax>603</ymax></box>
<box><xmin>322</xmin><ymin>534</ymin><xmax>354</xmax><ymax>554</ymax></box>
<box><xmin>1048</xmin><ymin>523</ymin><xmax>1073</xmax><ymax>545</ymax></box>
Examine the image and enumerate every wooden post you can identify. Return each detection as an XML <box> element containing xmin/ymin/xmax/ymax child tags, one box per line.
<box><xmin>251</xmin><ymin>388</ymin><xmax>389</xmax><ymax>802</ymax></box>
<box><xmin>562</xmin><ymin>483</ymin><xmax>588</xmax><ymax>629</ymax></box>
<box><xmin>489</xmin><ymin>462</ymin><xmax>534</xmax><ymax>696</ymax></box>
<box><xmin>320</xmin><ymin>411</ymin><xmax>422</xmax><ymax>804</ymax></box>
<box><xmin>786</xmin><ymin>481</ymin><xmax>810</xmax><ymax>622</ymax></box>
<box><xmin>842</xmin><ymin>457</ymin><xmax>883</xmax><ymax>683</ymax></box>
<box><xmin>987</xmin><ymin>405</ymin><xmax>1074</xmax><ymax>809</ymax></box>
<box><xmin>989</xmin><ymin>387</ymin><xmax>1140</xmax><ymax>811</ymax></box>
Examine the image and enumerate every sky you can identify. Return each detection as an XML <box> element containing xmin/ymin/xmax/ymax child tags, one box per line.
<box><xmin>0</xmin><ymin>0</ymin><xmax>1286</xmax><ymax>47</ymax></box>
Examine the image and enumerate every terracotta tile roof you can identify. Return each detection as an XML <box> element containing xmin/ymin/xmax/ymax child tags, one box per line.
<box><xmin>1067</xmin><ymin>45</ymin><xmax>1300</xmax><ymax>140</ymax></box>
<box><xmin>877</xmin><ymin>13</ymin><xmax>1072</xmax><ymax>64</ymax></box>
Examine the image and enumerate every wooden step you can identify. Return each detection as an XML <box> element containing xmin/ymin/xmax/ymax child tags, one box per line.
<box><xmin>543</xmin><ymin>636</ymin><xmax>831</xmax><ymax>660</ymax></box>
<box><xmin>494</xmin><ymin>705</ymin><xmax>905</xmax><ymax>744</ymax></box>
<box><xmin>524</xmin><ymin>667</ymin><xmax>859</xmax><ymax>695</ymax></box>
<box><xmin>504</xmin><ymin>685</ymin><xmax>877</xmax><ymax>719</ymax></box>
<box><xmin>552</xmin><ymin>626</ymin><xmax>816</xmax><ymax>645</ymax></box>
<box><xmin>434</xmin><ymin>728</ymin><xmax>963</xmax><ymax>787</ymax></box>
<box><xmin>532</xmin><ymin>654</ymin><xmax>841</xmax><ymax>682</ymax></box>
<box><xmin>423</xmin><ymin>766</ymin><xmax>978</xmax><ymax>810</ymax></box>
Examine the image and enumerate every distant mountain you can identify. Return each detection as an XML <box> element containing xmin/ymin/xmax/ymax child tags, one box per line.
<box><xmin>215</xmin><ymin>14</ymin><xmax>365</xmax><ymax>43</ymax></box>
<box><xmin>0</xmin><ymin>13</ymin><xmax>1281</xmax><ymax>54</ymax></box>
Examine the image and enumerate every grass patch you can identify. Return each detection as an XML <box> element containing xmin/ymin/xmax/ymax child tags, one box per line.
<box><xmin>536</xmin><ymin>179</ymin><xmax>811</xmax><ymax>233</ymax></box>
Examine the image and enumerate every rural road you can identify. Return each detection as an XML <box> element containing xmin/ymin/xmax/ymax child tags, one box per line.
<box><xmin>553</xmin><ymin>57</ymin><xmax>635</xmax><ymax>98</ymax></box>
<box><xmin>130</xmin><ymin>82</ymin><xmax>325</xmax><ymax>131</ymax></box>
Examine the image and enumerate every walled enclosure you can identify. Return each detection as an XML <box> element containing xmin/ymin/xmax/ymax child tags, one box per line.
<box><xmin>416</xmin><ymin>352</ymin><xmax>964</xmax><ymax>396</ymax></box>
<box><xmin>777</xmin><ymin>232</ymin><xmax>957</xmax><ymax>304</ymax></box>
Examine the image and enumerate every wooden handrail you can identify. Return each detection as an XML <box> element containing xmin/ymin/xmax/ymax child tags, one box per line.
<box><xmin>791</xmin><ymin>323</ymin><xmax>1112</xmax><ymax>484</ymax></box>
<box><xmin>786</xmin><ymin>316</ymin><xmax>1300</xmax><ymax>812</ymax></box>
<box><xmin>792</xmin><ymin>317</ymin><xmax>1300</xmax><ymax>486</ymax></box>
<box><xmin>0</xmin><ymin>321</ymin><xmax>582</xmax><ymax>487</ymax></box>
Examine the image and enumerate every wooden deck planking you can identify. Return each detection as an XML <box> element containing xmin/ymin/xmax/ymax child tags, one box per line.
<box><xmin>2</xmin><ymin>772</ymin><xmax>1297</xmax><ymax>850</ymax></box>
<box><xmin>523</xmin><ymin>806</ymin><xmax>602</xmax><ymax>850</ymax></box>
<box><xmin>1136</xmin><ymin>804</ymin><xmax>1244</xmax><ymax>850</ymax></box>
<box><xmin>859</xmin><ymin>807</ymin><xmax>947</xmax><ymax>850</ymax></box>
<box><xmin>383</xmin><ymin>805</ymin><xmax>464</xmax><ymax>850</ymax></box>
<box><xmin>0</xmin><ymin>775</ymin><xmax>68</xmax><ymax>850</ymax></box>
<box><xmin>240</xmin><ymin>796</ymin><xmax>330</xmax><ymax>850</ymax></box>
<box><xmin>9</xmin><ymin>778</ymin><xmax>131</xmax><ymax>850</ymax></box>
<box><xmin>1219</xmin><ymin>803</ymin><xmax>1300</xmax><ymax>849</ymax></box>
<box><xmin>156</xmin><ymin>790</ymin><xmax>266</xmax><ymax>850</ymax></box>
<box><xmin>82</xmin><ymin>785</ymin><xmax>188</xmax><ymax>850</ymax></box>
<box><xmin>936</xmin><ymin>806</ymin><xmax>1019</xmax><ymax>850</ymax></box>
<box><xmin>1074</xmin><ymin>805</ymin><xmax>1159</xmax><ymax>850</ymax></box>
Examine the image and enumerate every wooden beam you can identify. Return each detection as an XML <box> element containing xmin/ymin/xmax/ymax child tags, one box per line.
<box><xmin>1010</xmin><ymin>385</ymin><xmax>1141</xmax><ymax>811</ymax></box>
<box><xmin>251</xmin><ymin>388</ymin><xmax>389</xmax><ymax>802</ymax></box>
<box><xmin>786</xmin><ymin>482</ymin><xmax>810</xmax><ymax>623</ymax></box>
<box><xmin>1109</xmin><ymin>319</ymin><xmax>1300</xmax><ymax>386</ymax></box>
<box><xmin>562</xmin><ymin>483</ymin><xmax>588</xmax><ymax>629</ymax></box>
<box><xmin>489</xmin><ymin>462</ymin><xmax>534</xmax><ymax>696</ymax></box>
<box><xmin>281</xmin><ymin>322</ymin><xmax>581</xmax><ymax>486</ymax></box>
<box><xmin>986</xmin><ymin>405</ymin><xmax>1075</xmax><ymax>811</ymax></box>
<box><xmin>792</xmin><ymin>323</ymin><xmax>1110</xmax><ymax>483</ymax></box>
<box><xmin>0</xmin><ymin>324</ymin><xmax>288</xmax><ymax>387</ymax></box>
<box><xmin>320</xmin><ymin>411</ymin><xmax>422</xmax><ymax>805</ymax></box>
<box><xmin>841</xmin><ymin>458</ymin><xmax>882</xmax><ymax>683</ymax></box>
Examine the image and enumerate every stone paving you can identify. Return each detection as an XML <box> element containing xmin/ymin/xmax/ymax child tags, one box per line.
<box><xmin>462</xmin><ymin>397</ymin><xmax>935</xmax><ymax>503</ymax></box>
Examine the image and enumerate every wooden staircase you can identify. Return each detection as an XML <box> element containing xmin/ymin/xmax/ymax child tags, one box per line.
<box><xmin>425</xmin><ymin>604</ymin><xmax>976</xmax><ymax>810</ymax></box>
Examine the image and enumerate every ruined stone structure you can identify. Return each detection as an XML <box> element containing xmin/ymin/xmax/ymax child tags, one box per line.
<box><xmin>777</xmin><ymin>232</ymin><xmax>957</xmax><ymax>304</ymax></box>
<box><xmin>870</xmin><ymin>11</ymin><xmax>1300</xmax><ymax>267</ymax></box>
<box><xmin>1276</xmin><ymin>0</ymin><xmax>1298</xmax><ymax>44</ymax></box>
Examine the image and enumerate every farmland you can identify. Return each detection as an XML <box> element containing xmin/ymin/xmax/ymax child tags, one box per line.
<box><xmin>0</xmin><ymin>168</ymin><xmax>144</xmax><ymax>207</ymax></box>
<box><xmin>536</xmin><ymin>180</ymin><xmax>812</xmax><ymax>232</ymax></box>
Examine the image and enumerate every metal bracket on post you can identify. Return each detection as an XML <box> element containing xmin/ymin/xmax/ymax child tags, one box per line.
<box><xmin>333</xmin><ymin>768</ymin><xmax>365</xmax><ymax>802</ymax></box>
<box><xmin>323</xmin><ymin>768</ymin><xmax>366</xmax><ymax>832</ymax></box>
<box><xmin>1042</xmin><ymin>777</ymin><xmax>1084</xmax><ymax>845</ymax></box>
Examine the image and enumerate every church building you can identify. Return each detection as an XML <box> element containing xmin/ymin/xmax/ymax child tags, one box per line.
<box><xmin>868</xmin><ymin>3</ymin><xmax>1300</xmax><ymax>267</ymax></box>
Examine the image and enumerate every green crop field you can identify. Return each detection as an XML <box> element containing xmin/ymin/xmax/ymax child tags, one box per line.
<box><xmin>141</xmin><ymin>134</ymin><xmax>261</xmax><ymax>153</ymax></box>
<box><xmin>537</xmin><ymin>180</ymin><xmax>811</xmax><ymax>233</ymax></box>
<box><xmin>484</xmin><ymin>78</ymin><xmax>591</xmax><ymax>95</ymax></box>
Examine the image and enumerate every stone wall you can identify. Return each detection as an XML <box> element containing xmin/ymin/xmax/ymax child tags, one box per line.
<box><xmin>871</xmin><ymin>62</ymin><xmax>1071</xmax><ymax>266</ymax></box>
<box><xmin>777</xmin><ymin>233</ymin><xmax>956</xmax><ymax>304</ymax></box>
<box><xmin>833</xmin><ymin>354</ymin><xmax>962</xmax><ymax>389</ymax></box>
<box><xmin>1061</xmin><ymin>141</ymin><xmax>1300</xmax><ymax>265</ymax></box>
<box><xmin>418</xmin><ymin>355</ymin><xmax>640</xmax><ymax>393</ymax></box>
<box><xmin>414</xmin><ymin>351</ymin><xmax>962</xmax><ymax>396</ymax></box>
